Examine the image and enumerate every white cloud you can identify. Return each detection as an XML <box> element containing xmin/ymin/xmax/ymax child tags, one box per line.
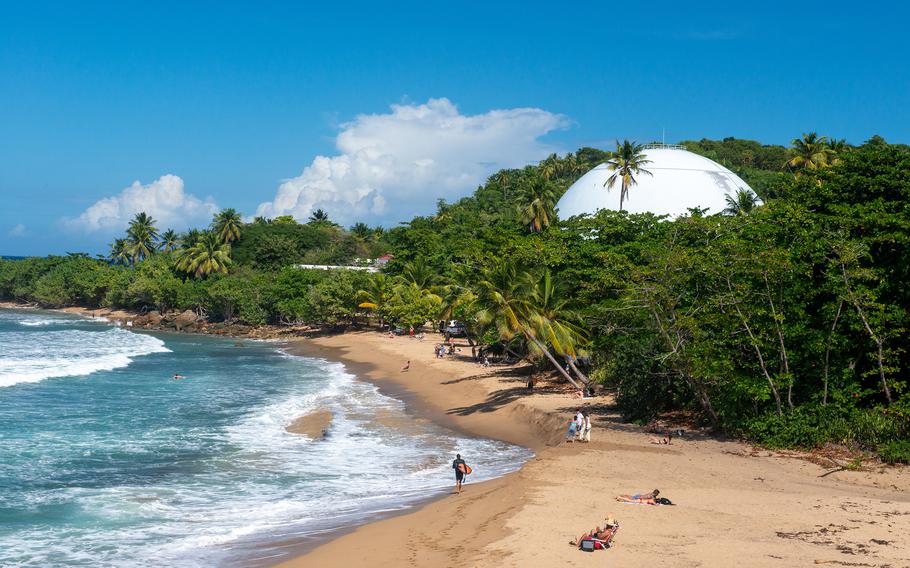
<box><xmin>256</xmin><ymin>98</ymin><xmax>568</xmax><ymax>225</ymax></box>
<box><xmin>8</xmin><ymin>224</ymin><xmax>27</xmax><ymax>237</ymax></box>
<box><xmin>65</xmin><ymin>174</ymin><xmax>218</xmax><ymax>233</ymax></box>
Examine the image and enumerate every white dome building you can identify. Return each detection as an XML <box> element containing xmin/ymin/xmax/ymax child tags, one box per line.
<box><xmin>556</xmin><ymin>145</ymin><xmax>753</xmax><ymax>218</ymax></box>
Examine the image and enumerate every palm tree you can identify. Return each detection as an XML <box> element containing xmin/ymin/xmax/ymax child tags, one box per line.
<box><xmin>175</xmin><ymin>232</ymin><xmax>232</xmax><ymax>278</ymax></box>
<box><xmin>562</xmin><ymin>152</ymin><xmax>584</xmax><ymax>179</ymax></box>
<box><xmin>212</xmin><ymin>208</ymin><xmax>242</xmax><ymax>244</ymax></box>
<box><xmin>519</xmin><ymin>178</ymin><xmax>557</xmax><ymax>233</ymax></box>
<box><xmin>356</xmin><ymin>273</ymin><xmax>396</xmax><ymax>328</ymax></box>
<box><xmin>784</xmin><ymin>132</ymin><xmax>834</xmax><ymax>173</ymax></box>
<box><xmin>350</xmin><ymin>222</ymin><xmax>372</xmax><ymax>241</ymax></box>
<box><xmin>308</xmin><ymin>208</ymin><xmax>336</xmax><ymax>227</ymax></box>
<box><xmin>401</xmin><ymin>258</ymin><xmax>439</xmax><ymax>291</ymax></box>
<box><xmin>159</xmin><ymin>229</ymin><xmax>179</xmax><ymax>252</ymax></box>
<box><xmin>493</xmin><ymin>169</ymin><xmax>511</xmax><ymax>201</ymax></box>
<box><xmin>827</xmin><ymin>137</ymin><xmax>848</xmax><ymax>166</ymax></box>
<box><xmin>180</xmin><ymin>228</ymin><xmax>202</xmax><ymax>250</ymax></box>
<box><xmin>108</xmin><ymin>238</ymin><xmax>131</xmax><ymax>266</ymax></box>
<box><xmin>723</xmin><ymin>188</ymin><xmax>760</xmax><ymax>216</ymax></box>
<box><xmin>539</xmin><ymin>153</ymin><xmax>560</xmax><ymax>181</ymax></box>
<box><xmin>604</xmin><ymin>140</ymin><xmax>653</xmax><ymax>211</ymax></box>
<box><xmin>126</xmin><ymin>212</ymin><xmax>159</xmax><ymax>263</ymax></box>
<box><xmin>527</xmin><ymin>269</ymin><xmax>590</xmax><ymax>385</ymax></box>
<box><xmin>473</xmin><ymin>262</ymin><xmax>583</xmax><ymax>388</ymax></box>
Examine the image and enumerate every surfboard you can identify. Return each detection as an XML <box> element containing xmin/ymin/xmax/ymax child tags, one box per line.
<box><xmin>457</xmin><ymin>463</ymin><xmax>472</xmax><ymax>475</ymax></box>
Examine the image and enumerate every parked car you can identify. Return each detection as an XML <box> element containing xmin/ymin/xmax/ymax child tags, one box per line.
<box><xmin>445</xmin><ymin>320</ymin><xmax>467</xmax><ymax>336</ymax></box>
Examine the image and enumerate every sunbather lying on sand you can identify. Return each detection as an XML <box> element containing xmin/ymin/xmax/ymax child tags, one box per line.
<box><xmin>569</xmin><ymin>516</ymin><xmax>619</xmax><ymax>548</ymax></box>
<box><xmin>615</xmin><ymin>489</ymin><xmax>660</xmax><ymax>504</ymax></box>
<box><xmin>649</xmin><ymin>432</ymin><xmax>672</xmax><ymax>444</ymax></box>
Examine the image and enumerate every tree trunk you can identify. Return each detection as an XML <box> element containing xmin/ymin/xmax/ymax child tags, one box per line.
<box><xmin>648</xmin><ymin>304</ymin><xmax>720</xmax><ymax>428</ymax></box>
<box><xmin>525</xmin><ymin>332</ymin><xmax>582</xmax><ymax>389</ymax></box>
<box><xmin>567</xmin><ymin>358</ymin><xmax>591</xmax><ymax>386</ymax></box>
<box><xmin>822</xmin><ymin>300</ymin><xmax>843</xmax><ymax>406</ymax></box>
<box><xmin>840</xmin><ymin>263</ymin><xmax>892</xmax><ymax>404</ymax></box>
<box><xmin>763</xmin><ymin>274</ymin><xmax>793</xmax><ymax>411</ymax></box>
<box><xmin>727</xmin><ymin>277</ymin><xmax>783</xmax><ymax>416</ymax></box>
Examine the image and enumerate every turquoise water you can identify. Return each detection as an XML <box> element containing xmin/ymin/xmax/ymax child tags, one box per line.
<box><xmin>0</xmin><ymin>309</ymin><xmax>531</xmax><ymax>566</ymax></box>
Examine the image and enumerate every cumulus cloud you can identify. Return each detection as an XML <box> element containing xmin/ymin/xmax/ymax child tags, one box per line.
<box><xmin>8</xmin><ymin>224</ymin><xmax>28</xmax><ymax>237</ymax></box>
<box><xmin>256</xmin><ymin>98</ymin><xmax>568</xmax><ymax>225</ymax></box>
<box><xmin>65</xmin><ymin>174</ymin><xmax>218</xmax><ymax>233</ymax></box>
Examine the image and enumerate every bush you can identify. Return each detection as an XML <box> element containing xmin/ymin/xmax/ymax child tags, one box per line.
<box><xmin>743</xmin><ymin>405</ymin><xmax>908</xmax><ymax>453</ymax></box>
<box><xmin>878</xmin><ymin>440</ymin><xmax>910</xmax><ymax>465</ymax></box>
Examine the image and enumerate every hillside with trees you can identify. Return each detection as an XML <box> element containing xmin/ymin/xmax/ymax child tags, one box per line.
<box><xmin>2</xmin><ymin>134</ymin><xmax>908</xmax><ymax>463</ymax></box>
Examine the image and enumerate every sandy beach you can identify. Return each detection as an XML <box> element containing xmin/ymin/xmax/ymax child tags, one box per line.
<box><xmin>279</xmin><ymin>331</ymin><xmax>910</xmax><ymax>568</ymax></box>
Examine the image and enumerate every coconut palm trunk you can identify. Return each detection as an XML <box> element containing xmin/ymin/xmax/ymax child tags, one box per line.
<box><xmin>524</xmin><ymin>330</ymin><xmax>582</xmax><ymax>389</ymax></box>
<box><xmin>567</xmin><ymin>358</ymin><xmax>590</xmax><ymax>386</ymax></box>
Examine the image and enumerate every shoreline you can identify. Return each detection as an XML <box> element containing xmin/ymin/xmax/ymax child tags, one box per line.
<box><xmin>3</xmin><ymin>303</ymin><xmax>909</xmax><ymax>566</ymax></box>
<box><xmin>277</xmin><ymin>332</ymin><xmax>910</xmax><ymax>568</ymax></box>
<box><xmin>274</xmin><ymin>331</ymin><xmax>564</xmax><ymax>568</ymax></box>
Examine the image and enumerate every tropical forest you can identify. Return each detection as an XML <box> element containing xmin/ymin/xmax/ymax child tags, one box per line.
<box><xmin>2</xmin><ymin>134</ymin><xmax>908</xmax><ymax>463</ymax></box>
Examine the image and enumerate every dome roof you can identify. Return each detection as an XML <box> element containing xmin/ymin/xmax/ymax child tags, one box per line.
<box><xmin>556</xmin><ymin>146</ymin><xmax>752</xmax><ymax>218</ymax></box>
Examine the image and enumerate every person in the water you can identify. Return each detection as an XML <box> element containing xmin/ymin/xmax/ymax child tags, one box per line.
<box><xmin>172</xmin><ymin>374</ymin><xmax>186</xmax><ymax>380</ymax></box>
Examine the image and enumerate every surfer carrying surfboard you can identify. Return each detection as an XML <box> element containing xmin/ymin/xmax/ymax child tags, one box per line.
<box><xmin>452</xmin><ymin>453</ymin><xmax>472</xmax><ymax>494</ymax></box>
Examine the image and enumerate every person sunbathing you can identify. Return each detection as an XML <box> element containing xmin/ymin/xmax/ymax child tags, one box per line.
<box><xmin>649</xmin><ymin>431</ymin><xmax>672</xmax><ymax>444</ymax></box>
<box><xmin>569</xmin><ymin>516</ymin><xmax>619</xmax><ymax>548</ymax></box>
<box><xmin>615</xmin><ymin>489</ymin><xmax>660</xmax><ymax>504</ymax></box>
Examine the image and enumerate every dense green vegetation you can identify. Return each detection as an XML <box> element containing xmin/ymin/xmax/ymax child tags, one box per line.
<box><xmin>3</xmin><ymin>135</ymin><xmax>908</xmax><ymax>462</ymax></box>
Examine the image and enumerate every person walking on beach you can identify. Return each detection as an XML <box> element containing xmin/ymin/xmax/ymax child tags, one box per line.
<box><xmin>452</xmin><ymin>453</ymin><xmax>468</xmax><ymax>494</ymax></box>
<box><xmin>575</xmin><ymin>409</ymin><xmax>585</xmax><ymax>441</ymax></box>
<box><xmin>401</xmin><ymin>360</ymin><xmax>410</xmax><ymax>372</ymax></box>
<box><xmin>582</xmin><ymin>412</ymin><xmax>592</xmax><ymax>443</ymax></box>
<box><xmin>566</xmin><ymin>417</ymin><xmax>578</xmax><ymax>443</ymax></box>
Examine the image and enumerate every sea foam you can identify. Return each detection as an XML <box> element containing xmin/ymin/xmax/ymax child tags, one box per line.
<box><xmin>0</xmin><ymin>324</ymin><xmax>170</xmax><ymax>387</ymax></box>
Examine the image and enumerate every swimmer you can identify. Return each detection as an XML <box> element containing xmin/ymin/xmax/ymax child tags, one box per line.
<box><xmin>172</xmin><ymin>374</ymin><xmax>186</xmax><ymax>380</ymax></box>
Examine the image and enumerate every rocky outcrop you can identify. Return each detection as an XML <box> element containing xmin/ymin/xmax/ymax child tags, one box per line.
<box><xmin>174</xmin><ymin>310</ymin><xmax>198</xmax><ymax>331</ymax></box>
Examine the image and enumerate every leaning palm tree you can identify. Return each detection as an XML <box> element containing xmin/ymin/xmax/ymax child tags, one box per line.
<box><xmin>159</xmin><ymin>229</ymin><xmax>179</xmax><ymax>252</ymax></box>
<box><xmin>519</xmin><ymin>178</ymin><xmax>557</xmax><ymax>233</ymax></box>
<box><xmin>474</xmin><ymin>262</ymin><xmax>582</xmax><ymax>388</ymax></box>
<box><xmin>723</xmin><ymin>188</ymin><xmax>760</xmax><ymax>216</ymax></box>
<box><xmin>604</xmin><ymin>140</ymin><xmax>653</xmax><ymax>211</ymax></box>
<box><xmin>108</xmin><ymin>238</ymin><xmax>131</xmax><ymax>266</ymax></box>
<box><xmin>211</xmin><ymin>208</ymin><xmax>242</xmax><ymax>244</ymax></box>
<box><xmin>175</xmin><ymin>232</ymin><xmax>232</xmax><ymax>278</ymax></box>
<box><xmin>527</xmin><ymin>269</ymin><xmax>590</xmax><ymax>385</ymax></box>
<box><xmin>784</xmin><ymin>132</ymin><xmax>834</xmax><ymax>173</ymax></box>
<box><xmin>126</xmin><ymin>212</ymin><xmax>159</xmax><ymax>263</ymax></box>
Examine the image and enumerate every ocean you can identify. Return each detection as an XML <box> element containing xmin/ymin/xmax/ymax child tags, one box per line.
<box><xmin>0</xmin><ymin>308</ymin><xmax>532</xmax><ymax>566</ymax></box>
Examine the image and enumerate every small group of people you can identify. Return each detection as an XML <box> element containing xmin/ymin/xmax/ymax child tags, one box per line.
<box><xmin>434</xmin><ymin>342</ymin><xmax>460</xmax><ymax>359</ymax></box>
<box><xmin>566</xmin><ymin>409</ymin><xmax>592</xmax><ymax>443</ymax></box>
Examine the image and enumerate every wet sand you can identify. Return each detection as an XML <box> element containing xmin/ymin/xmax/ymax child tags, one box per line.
<box><xmin>285</xmin><ymin>410</ymin><xmax>333</xmax><ymax>438</ymax></box>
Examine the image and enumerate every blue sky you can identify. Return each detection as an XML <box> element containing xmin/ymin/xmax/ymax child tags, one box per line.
<box><xmin>2</xmin><ymin>1</ymin><xmax>908</xmax><ymax>255</ymax></box>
